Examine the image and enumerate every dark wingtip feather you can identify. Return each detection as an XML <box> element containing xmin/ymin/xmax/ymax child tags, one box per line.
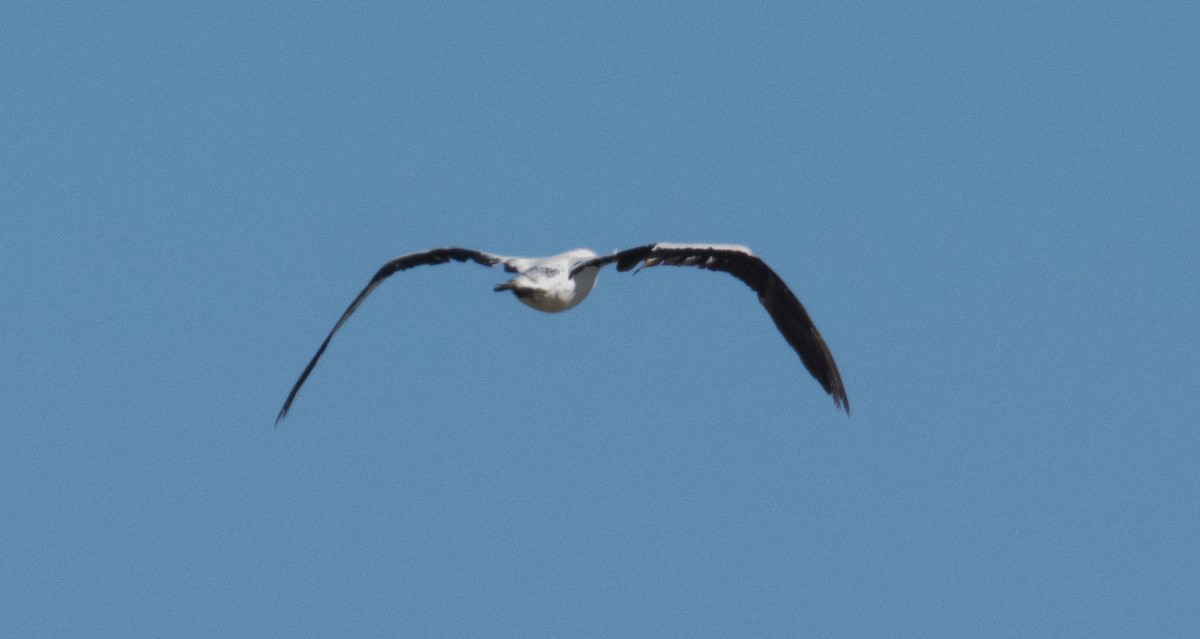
<box><xmin>835</xmin><ymin>386</ymin><xmax>850</xmax><ymax>415</ymax></box>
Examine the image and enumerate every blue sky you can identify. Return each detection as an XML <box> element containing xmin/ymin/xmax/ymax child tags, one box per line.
<box><xmin>2</xmin><ymin>1</ymin><xmax>1197</xmax><ymax>636</ymax></box>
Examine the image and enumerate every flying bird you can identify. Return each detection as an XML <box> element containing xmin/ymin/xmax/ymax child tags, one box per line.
<box><xmin>276</xmin><ymin>243</ymin><xmax>849</xmax><ymax>423</ymax></box>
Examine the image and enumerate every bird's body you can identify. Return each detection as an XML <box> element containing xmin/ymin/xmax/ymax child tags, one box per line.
<box><xmin>276</xmin><ymin>243</ymin><xmax>849</xmax><ymax>423</ymax></box>
<box><xmin>492</xmin><ymin>248</ymin><xmax>601</xmax><ymax>312</ymax></box>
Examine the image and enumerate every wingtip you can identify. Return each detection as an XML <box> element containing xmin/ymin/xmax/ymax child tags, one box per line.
<box><xmin>835</xmin><ymin>393</ymin><xmax>850</xmax><ymax>416</ymax></box>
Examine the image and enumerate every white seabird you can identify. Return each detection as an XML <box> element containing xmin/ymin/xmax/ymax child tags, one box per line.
<box><xmin>276</xmin><ymin>243</ymin><xmax>849</xmax><ymax>423</ymax></box>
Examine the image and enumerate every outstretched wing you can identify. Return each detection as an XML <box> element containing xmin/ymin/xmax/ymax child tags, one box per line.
<box><xmin>576</xmin><ymin>243</ymin><xmax>849</xmax><ymax>414</ymax></box>
<box><xmin>276</xmin><ymin>247</ymin><xmax>506</xmax><ymax>424</ymax></box>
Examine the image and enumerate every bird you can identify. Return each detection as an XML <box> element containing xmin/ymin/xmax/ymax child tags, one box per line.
<box><xmin>275</xmin><ymin>243</ymin><xmax>849</xmax><ymax>423</ymax></box>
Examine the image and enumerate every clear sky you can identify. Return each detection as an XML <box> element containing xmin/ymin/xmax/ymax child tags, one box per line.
<box><xmin>2</xmin><ymin>2</ymin><xmax>1197</xmax><ymax>636</ymax></box>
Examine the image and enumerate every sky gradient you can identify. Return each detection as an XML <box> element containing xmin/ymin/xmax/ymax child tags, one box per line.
<box><xmin>3</xmin><ymin>2</ymin><xmax>1198</xmax><ymax>636</ymax></box>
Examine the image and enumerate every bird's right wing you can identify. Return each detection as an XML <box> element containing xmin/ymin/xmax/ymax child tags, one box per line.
<box><xmin>275</xmin><ymin>247</ymin><xmax>507</xmax><ymax>424</ymax></box>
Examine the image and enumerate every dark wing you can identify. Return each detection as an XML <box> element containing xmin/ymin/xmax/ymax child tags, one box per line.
<box><xmin>276</xmin><ymin>247</ymin><xmax>504</xmax><ymax>424</ymax></box>
<box><xmin>576</xmin><ymin>243</ymin><xmax>849</xmax><ymax>414</ymax></box>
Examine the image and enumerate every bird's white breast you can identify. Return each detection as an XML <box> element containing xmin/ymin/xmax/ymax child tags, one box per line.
<box><xmin>509</xmin><ymin>250</ymin><xmax>599</xmax><ymax>313</ymax></box>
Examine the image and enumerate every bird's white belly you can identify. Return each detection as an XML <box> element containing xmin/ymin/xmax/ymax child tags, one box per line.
<box><xmin>510</xmin><ymin>266</ymin><xmax>598</xmax><ymax>313</ymax></box>
<box><xmin>515</xmin><ymin>288</ymin><xmax>583</xmax><ymax>313</ymax></box>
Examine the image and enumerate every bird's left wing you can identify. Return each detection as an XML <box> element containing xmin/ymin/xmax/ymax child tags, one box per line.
<box><xmin>276</xmin><ymin>247</ymin><xmax>506</xmax><ymax>424</ymax></box>
<box><xmin>575</xmin><ymin>243</ymin><xmax>849</xmax><ymax>414</ymax></box>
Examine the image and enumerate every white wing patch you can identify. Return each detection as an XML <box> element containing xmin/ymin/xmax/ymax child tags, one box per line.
<box><xmin>499</xmin><ymin>256</ymin><xmax>539</xmax><ymax>273</ymax></box>
<box><xmin>652</xmin><ymin>243</ymin><xmax>754</xmax><ymax>256</ymax></box>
